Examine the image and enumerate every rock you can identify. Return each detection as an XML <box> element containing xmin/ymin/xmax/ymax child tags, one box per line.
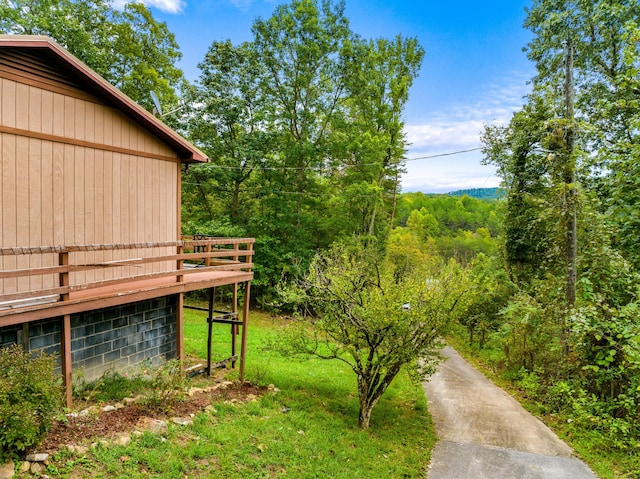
<box><xmin>30</xmin><ymin>462</ymin><xmax>45</xmax><ymax>475</ymax></box>
<box><xmin>114</xmin><ymin>434</ymin><xmax>131</xmax><ymax>447</ymax></box>
<box><xmin>205</xmin><ymin>405</ymin><xmax>218</xmax><ymax>414</ymax></box>
<box><xmin>114</xmin><ymin>402</ymin><xmax>125</xmax><ymax>410</ymax></box>
<box><xmin>123</xmin><ymin>395</ymin><xmax>143</xmax><ymax>406</ymax></box>
<box><xmin>74</xmin><ymin>446</ymin><xmax>89</xmax><ymax>456</ymax></box>
<box><xmin>135</xmin><ymin>417</ymin><xmax>168</xmax><ymax>434</ymax></box>
<box><xmin>171</xmin><ymin>417</ymin><xmax>192</xmax><ymax>426</ymax></box>
<box><xmin>25</xmin><ymin>453</ymin><xmax>49</xmax><ymax>462</ymax></box>
<box><xmin>187</xmin><ymin>387</ymin><xmax>203</xmax><ymax>396</ymax></box>
<box><xmin>0</xmin><ymin>461</ymin><xmax>15</xmax><ymax>479</ymax></box>
<box><xmin>19</xmin><ymin>461</ymin><xmax>30</xmax><ymax>474</ymax></box>
<box><xmin>102</xmin><ymin>405</ymin><xmax>116</xmax><ymax>412</ymax></box>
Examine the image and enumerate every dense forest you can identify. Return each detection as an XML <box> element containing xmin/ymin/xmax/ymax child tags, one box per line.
<box><xmin>447</xmin><ymin>187</ymin><xmax>504</xmax><ymax>199</ymax></box>
<box><xmin>1</xmin><ymin>0</ymin><xmax>638</xmax><ymax>474</ymax></box>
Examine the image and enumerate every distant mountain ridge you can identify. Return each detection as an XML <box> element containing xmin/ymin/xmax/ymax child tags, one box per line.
<box><xmin>447</xmin><ymin>187</ymin><xmax>503</xmax><ymax>199</ymax></box>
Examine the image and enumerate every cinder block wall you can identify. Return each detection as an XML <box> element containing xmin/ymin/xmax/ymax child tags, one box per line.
<box><xmin>0</xmin><ymin>295</ymin><xmax>178</xmax><ymax>382</ymax></box>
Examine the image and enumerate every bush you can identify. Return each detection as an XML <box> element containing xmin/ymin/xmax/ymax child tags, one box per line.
<box><xmin>140</xmin><ymin>360</ymin><xmax>189</xmax><ymax>413</ymax></box>
<box><xmin>0</xmin><ymin>345</ymin><xmax>63</xmax><ymax>461</ymax></box>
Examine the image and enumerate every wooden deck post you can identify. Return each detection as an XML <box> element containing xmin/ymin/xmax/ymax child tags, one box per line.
<box><xmin>206</xmin><ymin>287</ymin><xmax>215</xmax><ymax>376</ymax></box>
<box><xmin>58</xmin><ymin>251</ymin><xmax>69</xmax><ymax>301</ymax></box>
<box><xmin>60</xmin><ymin>314</ymin><xmax>73</xmax><ymax>408</ymax></box>
<box><xmin>239</xmin><ymin>280</ymin><xmax>251</xmax><ymax>383</ymax></box>
<box><xmin>231</xmin><ymin>283</ymin><xmax>238</xmax><ymax>368</ymax></box>
<box><xmin>176</xmin><ymin>293</ymin><xmax>184</xmax><ymax>362</ymax></box>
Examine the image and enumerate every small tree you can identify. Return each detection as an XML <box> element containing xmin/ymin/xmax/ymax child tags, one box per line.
<box><xmin>279</xmin><ymin>240</ymin><xmax>466</xmax><ymax>428</ymax></box>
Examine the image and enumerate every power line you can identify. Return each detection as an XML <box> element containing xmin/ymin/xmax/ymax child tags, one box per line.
<box><xmin>405</xmin><ymin>147</ymin><xmax>482</xmax><ymax>162</ymax></box>
<box><xmin>194</xmin><ymin>146</ymin><xmax>483</xmax><ymax>171</ymax></box>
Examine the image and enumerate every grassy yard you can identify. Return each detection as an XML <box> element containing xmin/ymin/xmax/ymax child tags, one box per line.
<box><xmin>41</xmin><ymin>304</ymin><xmax>436</xmax><ymax>478</ymax></box>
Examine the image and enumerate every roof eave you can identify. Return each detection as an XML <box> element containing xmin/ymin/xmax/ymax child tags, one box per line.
<box><xmin>0</xmin><ymin>35</ymin><xmax>208</xmax><ymax>164</ymax></box>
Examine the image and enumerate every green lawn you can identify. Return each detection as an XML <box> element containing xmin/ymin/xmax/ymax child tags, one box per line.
<box><xmin>42</xmin><ymin>305</ymin><xmax>436</xmax><ymax>478</ymax></box>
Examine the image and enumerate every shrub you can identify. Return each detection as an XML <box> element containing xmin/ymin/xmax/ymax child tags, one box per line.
<box><xmin>140</xmin><ymin>360</ymin><xmax>189</xmax><ymax>413</ymax></box>
<box><xmin>0</xmin><ymin>345</ymin><xmax>63</xmax><ymax>461</ymax></box>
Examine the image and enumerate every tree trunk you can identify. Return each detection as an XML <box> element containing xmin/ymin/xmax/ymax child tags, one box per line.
<box><xmin>564</xmin><ymin>40</ymin><xmax>577</xmax><ymax>310</ymax></box>
<box><xmin>358</xmin><ymin>394</ymin><xmax>376</xmax><ymax>429</ymax></box>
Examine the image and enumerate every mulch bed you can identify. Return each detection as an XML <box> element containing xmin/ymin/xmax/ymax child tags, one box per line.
<box><xmin>36</xmin><ymin>382</ymin><xmax>265</xmax><ymax>454</ymax></box>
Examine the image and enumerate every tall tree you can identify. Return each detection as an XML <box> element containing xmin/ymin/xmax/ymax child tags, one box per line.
<box><xmin>335</xmin><ymin>35</ymin><xmax>424</xmax><ymax>237</ymax></box>
<box><xmin>524</xmin><ymin>0</ymin><xmax>640</xmax><ymax>266</ymax></box>
<box><xmin>251</xmin><ymin>0</ymin><xmax>351</xmax><ymax>249</ymax></box>
<box><xmin>0</xmin><ymin>0</ymin><xmax>184</xmax><ymax>108</ymax></box>
<box><xmin>183</xmin><ymin>40</ymin><xmax>268</xmax><ymax>226</ymax></box>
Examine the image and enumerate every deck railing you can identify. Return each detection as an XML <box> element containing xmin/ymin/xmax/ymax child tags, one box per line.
<box><xmin>0</xmin><ymin>237</ymin><xmax>254</xmax><ymax>312</ymax></box>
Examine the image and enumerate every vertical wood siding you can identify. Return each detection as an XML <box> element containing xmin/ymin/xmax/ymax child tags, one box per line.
<box><xmin>0</xmin><ymin>75</ymin><xmax>179</xmax><ymax>295</ymax></box>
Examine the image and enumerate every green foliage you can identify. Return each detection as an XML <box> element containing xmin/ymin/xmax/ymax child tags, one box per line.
<box><xmin>180</xmin><ymin>0</ymin><xmax>424</xmax><ymax>301</ymax></box>
<box><xmin>0</xmin><ymin>345</ymin><xmax>63</xmax><ymax>461</ymax></box>
<box><xmin>181</xmin><ymin>219</ymin><xmax>247</xmax><ymax>238</ymax></box>
<box><xmin>393</xmin><ymin>192</ymin><xmax>502</xmax><ymax>264</ymax></box>
<box><xmin>73</xmin><ymin>369</ymin><xmax>147</xmax><ymax>403</ymax></box>
<box><xmin>275</xmin><ymin>238</ymin><xmax>467</xmax><ymax>428</ymax></box>
<box><xmin>456</xmin><ymin>254</ymin><xmax>514</xmax><ymax>349</ymax></box>
<box><xmin>139</xmin><ymin>360</ymin><xmax>190</xmax><ymax>414</ymax></box>
<box><xmin>448</xmin><ymin>188</ymin><xmax>504</xmax><ymax>199</ymax></box>
<box><xmin>497</xmin><ymin>291</ymin><xmax>563</xmax><ymax>372</ymax></box>
<box><xmin>396</xmin><ymin>193</ymin><xmax>502</xmax><ymax>237</ymax></box>
<box><xmin>572</xmin><ymin>300</ymin><xmax>640</xmax><ymax>404</ymax></box>
<box><xmin>0</xmin><ymin>0</ymin><xmax>184</xmax><ymax>109</ymax></box>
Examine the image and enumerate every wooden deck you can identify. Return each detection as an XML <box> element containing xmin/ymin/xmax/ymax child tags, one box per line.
<box><xmin>0</xmin><ymin>237</ymin><xmax>254</xmax><ymax>326</ymax></box>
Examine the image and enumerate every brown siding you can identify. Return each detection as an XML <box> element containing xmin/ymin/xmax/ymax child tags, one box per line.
<box><xmin>0</xmin><ymin>74</ymin><xmax>180</xmax><ymax>295</ymax></box>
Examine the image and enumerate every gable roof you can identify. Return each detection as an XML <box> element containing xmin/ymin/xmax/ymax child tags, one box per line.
<box><xmin>0</xmin><ymin>35</ymin><xmax>208</xmax><ymax>163</ymax></box>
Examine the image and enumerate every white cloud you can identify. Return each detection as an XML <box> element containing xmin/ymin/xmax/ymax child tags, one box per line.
<box><xmin>400</xmin><ymin>72</ymin><xmax>530</xmax><ymax>192</ymax></box>
<box><xmin>111</xmin><ymin>0</ymin><xmax>185</xmax><ymax>14</ymax></box>
<box><xmin>228</xmin><ymin>0</ymin><xmax>254</xmax><ymax>10</ymax></box>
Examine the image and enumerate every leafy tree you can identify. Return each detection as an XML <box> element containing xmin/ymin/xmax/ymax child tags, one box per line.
<box><xmin>335</xmin><ymin>35</ymin><xmax>424</xmax><ymax>236</ymax></box>
<box><xmin>0</xmin><ymin>0</ymin><xmax>184</xmax><ymax>108</ymax></box>
<box><xmin>277</xmin><ymin>239</ymin><xmax>467</xmax><ymax>428</ymax></box>
<box><xmin>183</xmin><ymin>40</ymin><xmax>268</xmax><ymax>226</ymax></box>
<box><xmin>524</xmin><ymin>0</ymin><xmax>640</xmax><ymax>267</ymax></box>
<box><xmin>182</xmin><ymin>0</ymin><xmax>423</xmax><ymax>300</ymax></box>
<box><xmin>456</xmin><ymin>254</ymin><xmax>514</xmax><ymax>348</ymax></box>
<box><xmin>481</xmin><ymin>98</ymin><xmax>556</xmax><ymax>283</ymax></box>
<box><xmin>107</xmin><ymin>2</ymin><xmax>183</xmax><ymax>111</ymax></box>
<box><xmin>251</xmin><ymin>0</ymin><xmax>350</xmax><ymax>245</ymax></box>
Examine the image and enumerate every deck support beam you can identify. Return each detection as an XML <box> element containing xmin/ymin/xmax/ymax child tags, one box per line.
<box><xmin>61</xmin><ymin>314</ymin><xmax>72</xmax><ymax>408</ymax></box>
<box><xmin>176</xmin><ymin>293</ymin><xmax>184</xmax><ymax>361</ymax></box>
<box><xmin>239</xmin><ymin>280</ymin><xmax>251</xmax><ymax>383</ymax></box>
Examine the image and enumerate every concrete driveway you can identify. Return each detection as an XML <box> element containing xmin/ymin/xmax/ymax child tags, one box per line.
<box><xmin>423</xmin><ymin>346</ymin><xmax>598</xmax><ymax>479</ymax></box>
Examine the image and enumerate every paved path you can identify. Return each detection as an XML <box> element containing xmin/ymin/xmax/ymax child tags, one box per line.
<box><xmin>422</xmin><ymin>346</ymin><xmax>598</xmax><ymax>479</ymax></box>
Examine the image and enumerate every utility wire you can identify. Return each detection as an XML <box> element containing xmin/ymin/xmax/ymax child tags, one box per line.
<box><xmin>194</xmin><ymin>146</ymin><xmax>483</xmax><ymax>171</ymax></box>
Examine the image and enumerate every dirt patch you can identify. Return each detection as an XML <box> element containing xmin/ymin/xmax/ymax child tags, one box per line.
<box><xmin>36</xmin><ymin>382</ymin><xmax>265</xmax><ymax>454</ymax></box>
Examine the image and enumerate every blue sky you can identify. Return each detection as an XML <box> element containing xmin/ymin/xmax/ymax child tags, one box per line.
<box><xmin>131</xmin><ymin>0</ymin><xmax>535</xmax><ymax>193</ymax></box>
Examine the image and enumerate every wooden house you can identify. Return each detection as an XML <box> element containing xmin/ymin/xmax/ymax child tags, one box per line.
<box><xmin>0</xmin><ymin>35</ymin><xmax>254</xmax><ymax>405</ymax></box>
